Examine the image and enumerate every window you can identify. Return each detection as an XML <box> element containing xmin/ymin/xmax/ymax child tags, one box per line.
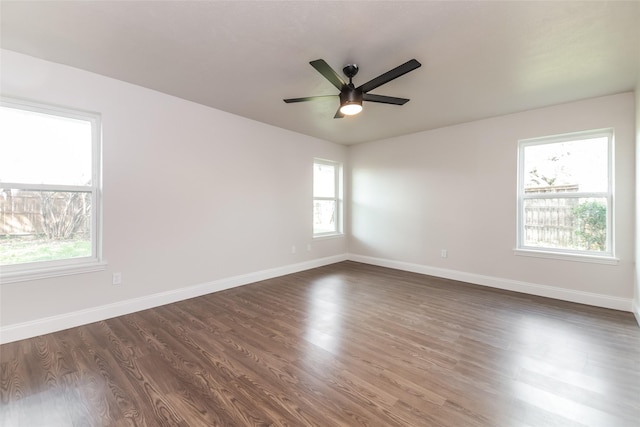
<box><xmin>516</xmin><ymin>129</ymin><xmax>614</xmax><ymax>261</ymax></box>
<box><xmin>313</xmin><ymin>159</ymin><xmax>342</xmax><ymax>236</ymax></box>
<box><xmin>0</xmin><ymin>98</ymin><xmax>104</xmax><ymax>282</ymax></box>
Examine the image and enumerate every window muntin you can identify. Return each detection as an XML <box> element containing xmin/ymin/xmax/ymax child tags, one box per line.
<box><xmin>313</xmin><ymin>159</ymin><xmax>342</xmax><ymax>236</ymax></box>
<box><xmin>517</xmin><ymin>129</ymin><xmax>613</xmax><ymax>258</ymax></box>
<box><xmin>0</xmin><ymin>98</ymin><xmax>102</xmax><ymax>277</ymax></box>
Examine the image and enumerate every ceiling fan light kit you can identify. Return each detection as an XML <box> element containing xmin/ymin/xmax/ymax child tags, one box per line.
<box><xmin>284</xmin><ymin>58</ymin><xmax>421</xmax><ymax>118</ymax></box>
<box><xmin>339</xmin><ymin>89</ymin><xmax>363</xmax><ymax>116</ymax></box>
<box><xmin>339</xmin><ymin>102</ymin><xmax>363</xmax><ymax>116</ymax></box>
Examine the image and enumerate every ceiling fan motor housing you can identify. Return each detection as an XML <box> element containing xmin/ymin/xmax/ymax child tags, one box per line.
<box><xmin>340</xmin><ymin>84</ymin><xmax>363</xmax><ymax>105</ymax></box>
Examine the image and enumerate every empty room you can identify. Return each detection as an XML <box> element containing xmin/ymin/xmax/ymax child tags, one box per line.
<box><xmin>1</xmin><ymin>1</ymin><xmax>639</xmax><ymax>426</ymax></box>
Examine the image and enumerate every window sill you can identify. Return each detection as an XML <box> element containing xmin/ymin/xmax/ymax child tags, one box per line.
<box><xmin>0</xmin><ymin>260</ymin><xmax>108</xmax><ymax>284</ymax></box>
<box><xmin>313</xmin><ymin>232</ymin><xmax>345</xmax><ymax>240</ymax></box>
<box><xmin>513</xmin><ymin>248</ymin><xmax>619</xmax><ymax>265</ymax></box>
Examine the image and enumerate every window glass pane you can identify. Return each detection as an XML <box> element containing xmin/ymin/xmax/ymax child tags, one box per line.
<box><xmin>0</xmin><ymin>189</ymin><xmax>92</xmax><ymax>265</ymax></box>
<box><xmin>523</xmin><ymin>137</ymin><xmax>608</xmax><ymax>194</ymax></box>
<box><xmin>523</xmin><ymin>197</ymin><xmax>607</xmax><ymax>252</ymax></box>
<box><xmin>0</xmin><ymin>106</ymin><xmax>93</xmax><ymax>186</ymax></box>
<box><xmin>313</xmin><ymin>199</ymin><xmax>336</xmax><ymax>234</ymax></box>
<box><xmin>313</xmin><ymin>163</ymin><xmax>335</xmax><ymax>198</ymax></box>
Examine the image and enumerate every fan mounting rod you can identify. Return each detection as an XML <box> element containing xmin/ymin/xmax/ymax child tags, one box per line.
<box><xmin>343</xmin><ymin>64</ymin><xmax>359</xmax><ymax>84</ymax></box>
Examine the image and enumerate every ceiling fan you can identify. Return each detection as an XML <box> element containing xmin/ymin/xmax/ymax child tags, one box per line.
<box><xmin>284</xmin><ymin>59</ymin><xmax>422</xmax><ymax>118</ymax></box>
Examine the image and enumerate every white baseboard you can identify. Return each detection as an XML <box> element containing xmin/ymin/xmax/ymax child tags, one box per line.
<box><xmin>0</xmin><ymin>254</ymin><xmax>347</xmax><ymax>344</ymax></box>
<box><xmin>347</xmin><ymin>254</ymin><xmax>634</xmax><ymax>312</ymax></box>
<box><xmin>633</xmin><ymin>300</ymin><xmax>640</xmax><ymax>327</ymax></box>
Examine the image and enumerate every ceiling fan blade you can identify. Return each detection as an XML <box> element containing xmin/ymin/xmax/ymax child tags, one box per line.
<box><xmin>310</xmin><ymin>59</ymin><xmax>347</xmax><ymax>91</ymax></box>
<box><xmin>363</xmin><ymin>94</ymin><xmax>410</xmax><ymax>105</ymax></box>
<box><xmin>334</xmin><ymin>107</ymin><xmax>344</xmax><ymax>119</ymax></box>
<box><xmin>357</xmin><ymin>59</ymin><xmax>421</xmax><ymax>93</ymax></box>
<box><xmin>283</xmin><ymin>95</ymin><xmax>338</xmax><ymax>103</ymax></box>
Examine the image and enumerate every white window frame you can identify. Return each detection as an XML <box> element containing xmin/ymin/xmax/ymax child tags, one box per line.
<box><xmin>0</xmin><ymin>97</ymin><xmax>105</xmax><ymax>283</ymax></box>
<box><xmin>515</xmin><ymin>128</ymin><xmax>617</xmax><ymax>264</ymax></box>
<box><xmin>313</xmin><ymin>158</ymin><xmax>343</xmax><ymax>238</ymax></box>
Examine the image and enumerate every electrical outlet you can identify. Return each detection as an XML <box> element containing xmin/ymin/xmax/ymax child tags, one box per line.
<box><xmin>440</xmin><ymin>249</ymin><xmax>448</xmax><ymax>258</ymax></box>
<box><xmin>112</xmin><ymin>272</ymin><xmax>122</xmax><ymax>285</ymax></box>
<box><xmin>291</xmin><ymin>245</ymin><xmax>297</xmax><ymax>254</ymax></box>
<box><xmin>307</xmin><ymin>244</ymin><xmax>312</xmax><ymax>252</ymax></box>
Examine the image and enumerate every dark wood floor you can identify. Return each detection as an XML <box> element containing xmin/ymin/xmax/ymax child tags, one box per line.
<box><xmin>1</xmin><ymin>261</ymin><xmax>639</xmax><ymax>426</ymax></box>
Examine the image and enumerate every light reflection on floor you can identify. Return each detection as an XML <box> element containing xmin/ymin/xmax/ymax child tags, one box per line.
<box><xmin>2</xmin><ymin>385</ymin><xmax>93</xmax><ymax>426</ymax></box>
<box><xmin>304</xmin><ymin>275</ymin><xmax>344</xmax><ymax>355</ymax></box>
<box><xmin>508</xmin><ymin>314</ymin><xmax>625</xmax><ymax>427</ymax></box>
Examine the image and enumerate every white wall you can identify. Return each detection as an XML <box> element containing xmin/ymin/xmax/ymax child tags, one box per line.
<box><xmin>350</xmin><ymin>93</ymin><xmax>635</xmax><ymax>306</ymax></box>
<box><xmin>0</xmin><ymin>50</ymin><xmax>347</xmax><ymax>333</ymax></box>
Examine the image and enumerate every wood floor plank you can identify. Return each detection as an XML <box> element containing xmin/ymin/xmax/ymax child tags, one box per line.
<box><xmin>1</xmin><ymin>261</ymin><xmax>639</xmax><ymax>426</ymax></box>
<box><xmin>124</xmin><ymin>309</ymin><xmax>280</xmax><ymax>426</ymax></box>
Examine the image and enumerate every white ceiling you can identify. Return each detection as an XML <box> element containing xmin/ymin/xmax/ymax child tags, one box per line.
<box><xmin>1</xmin><ymin>1</ymin><xmax>639</xmax><ymax>145</ymax></box>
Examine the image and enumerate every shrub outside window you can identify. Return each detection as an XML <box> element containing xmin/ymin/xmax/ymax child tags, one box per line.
<box><xmin>0</xmin><ymin>98</ymin><xmax>104</xmax><ymax>282</ymax></box>
<box><xmin>516</xmin><ymin>129</ymin><xmax>614</xmax><ymax>260</ymax></box>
